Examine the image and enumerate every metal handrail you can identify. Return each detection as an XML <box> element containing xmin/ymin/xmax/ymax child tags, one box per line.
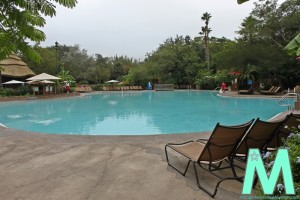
<box><xmin>210</xmin><ymin>87</ymin><xmax>221</xmax><ymax>94</ymax></box>
<box><xmin>278</xmin><ymin>92</ymin><xmax>299</xmax><ymax>103</ymax></box>
<box><xmin>278</xmin><ymin>92</ymin><xmax>300</xmax><ymax>110</ymax></box>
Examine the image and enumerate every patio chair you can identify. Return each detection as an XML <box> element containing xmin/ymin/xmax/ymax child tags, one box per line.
<box><xmin>259</xmin><ymin>86</ymin><xmax>275</xmax><ymax>94</ymax></box>
<box><xmin>233</xmin><ymin>118</ymin><xmax>286</xmax><ymax>164</ymax></box>
<box><xmin>267</xmin><ymin>113</ymin><xmax>300</xmax><ymax>150</ymax></box>
<box><xmin>260</xmin><ymin>86</ymin><xmax>281</xmax><ymax>95</ymax></box>
<box><xmin>165</xmin><ymin>119</ymin><xmax>254</xmax><ymax>198</ymax></box>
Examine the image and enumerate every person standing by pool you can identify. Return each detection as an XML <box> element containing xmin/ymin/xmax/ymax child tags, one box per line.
<box><xmin>65</xmin><ymin>82</ymin><xmax>70</xmax><ymax>93</ymax></box>
<box><xmin>221</xmin><ymin>82</ymin><xmax>227</xmax><ymax>93</ymax></box>
<box><xmin>147</xmin><ymin>82</ymin><xmax>152</xmax><ymax>90</ymax></box>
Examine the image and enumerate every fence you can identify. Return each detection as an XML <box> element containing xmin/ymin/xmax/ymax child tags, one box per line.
<box><xmin>154</xmin><ymin>84</ymin><xmax>174</xmax><ymax>91</ymax></box>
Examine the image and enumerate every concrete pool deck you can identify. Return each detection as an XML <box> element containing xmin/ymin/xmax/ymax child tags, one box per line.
<box><xmin>0</xmin><ymin>126</ymin><xmax>253</xmax><ymax>200</ymax></box>
<box><xmin>1</xmin><ymin>90</ymin><xmax>299</xmax><ymax>200</ymax></box>
<box><xmin>0</xmin><ymin>109</ymin><xmax>298</xmax><ymax>200</ymax></box>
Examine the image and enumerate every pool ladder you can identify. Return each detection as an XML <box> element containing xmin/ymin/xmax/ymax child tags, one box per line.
<box><xmin>278</xmin><ymin>91</ymin><xmax>300</xmax><ymax>110</ymax></box>
<box><xmin>210</xmin><ymin>87</ymin><xmax>221</xmax><ymax>94</ymax></box>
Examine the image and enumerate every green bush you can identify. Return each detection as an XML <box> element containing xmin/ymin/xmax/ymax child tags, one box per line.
<box><xmin>256</xmin><ymin>131</ymin><xmax>300</xmax><ymax>197</ymax></box>
<box><xmin>194</xmin><ymin>69</ymin><xmax>231</xmax><ymax>90</ymax></box>
<box><xmin>92</xmin><ymin>84</ymin><xmax>102</xmax><ymax>91</ymax></box>
<box><xmin>0</xmin><ymin>86</ymin><xmax>32</xmax><ymax>97</ymax></box>
<box><xmin>79</xmin><ymin>80</ymin><xmax>89</xmax><ymax>85</ymax></box>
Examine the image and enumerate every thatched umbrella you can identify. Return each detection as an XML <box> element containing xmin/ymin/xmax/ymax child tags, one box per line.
<box><xmin>0</xmin><ymin>54</ymin><xmax>35</xmax><ymax>80</ymax></box>
<box><xmin>0</xmin><ymin>54</ymin><xmax>35</xmax><ymax>88</ymax></box>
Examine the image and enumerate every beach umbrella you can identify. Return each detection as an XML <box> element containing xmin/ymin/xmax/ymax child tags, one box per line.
<box><xmin>106</xmin><ymin>80</ymin><xmax>119</xmax><ymax>83</ymax></box>
<box><xmin>26</xmin><ymin>80</ymin><xmax>54</xmax><ymax>84</ymax></box>
<box><xmin>2</xmin><ymin>80</ymin><xmax>25</xmax><ymax>85</ymax></box>
<box><xmin>27</xmin><ymin>74</ymin><xmax>59</xmax><ymax>95</ymax></box>
<box><xmin>27</xmin><ymin>73</ymin><xmax>61</xmax><ymax>81</ymax></box>
<box><xmin>39</xmin><ymin>80</ymin><xmax>55</xmax><ymax>84</ymax></box>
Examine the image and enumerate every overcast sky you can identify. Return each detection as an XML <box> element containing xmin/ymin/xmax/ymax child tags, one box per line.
<box><xmin>40</xmin><ymin>0</ymin><xmax>259</xmax><ymax>59</ymax></box>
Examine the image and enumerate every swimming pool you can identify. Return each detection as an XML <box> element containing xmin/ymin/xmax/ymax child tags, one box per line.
<box><xmin>0</xmin><ymin>91</ymin><xmax>286</xmax><ymax>135</ymax></box>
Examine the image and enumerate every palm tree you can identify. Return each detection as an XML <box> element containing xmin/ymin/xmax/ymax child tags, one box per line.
<box><xmin>58</xmin><ymin>69</ymin><xmax>75</xmax><ymax>83</ymax></box>
<box><xmin>200</xmin><ymin>12</ymin><xmax>212</xmax><ymax>71</ymax></box>
<box><xmin>238</xmin><ymin>16</ymin><xmax>259</xmax><ymax>44</ymax></box>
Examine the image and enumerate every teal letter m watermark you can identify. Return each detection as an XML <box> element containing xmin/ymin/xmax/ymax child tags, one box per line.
<box><xmin>242</xmin><ymin>148</ymin><xmax>295</xmax><ymax>195</ymax></box>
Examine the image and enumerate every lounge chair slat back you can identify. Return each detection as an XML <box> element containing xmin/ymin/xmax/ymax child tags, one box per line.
<box><xmin>199</xmin><ymin>120</ymin><xmax>254</xmax><ymax>162</ymax></box>
<box><xmin>235</xmin><ymin>119</ymin><xmax>284</xmax><ymax>155</ymax></box>
<box><xmin>268</xmin><ymin>114</ymin><xmax>300</xmax><ymax>149</ymax></box>
<box><xmin>269</xmin><ymin>86</ymin><xmax>275</xmax><ymax>92</ymax></box>
<box><xmin>272</xmin><ymin>87</ymin><xmax>281</xmax><ymax>93</ymax></box>
<box><xmin>165</xmin><ymin>119</ymin><xmax>255</xmax><ymax>198</ymax></box>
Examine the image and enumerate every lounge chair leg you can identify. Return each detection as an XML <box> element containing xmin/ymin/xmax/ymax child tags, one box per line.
<box><xmin>165</xmin><ymin>145</ymin><xmax>170</xmax><ymax>163</ymax></box>
<box><xmin>193</xmin><ymin>162</ymin><xmax>245</xmax><ymax>198</ymax></box>
<box><xmin>183</xmin><ymin>160</ymin><xmax>191</xmax><ymax>176</ymax></box>
<box><xmin>230</xmin><ymin>160</ymin><xmax>238</xmax><ymax>177</ymax></box>
<box><xmin>193</xmin><ymin>162</ymin><xmax>217</xmax><ymax>197</ymax></box>
<box><xmin>165</xmin><ymin>145</ymin><xmax>191</xmax><ymax>176</ymax></box>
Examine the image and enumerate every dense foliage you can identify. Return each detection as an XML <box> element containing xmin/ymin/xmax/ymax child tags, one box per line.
<box><xmin>1</xmin><ymin>0</ymin><xmax>297</xmax><ymax>91</ymax></box>
<box><xmin>257</xmin><ymin>131</ymin><xmax>300</xmax><ymax>197</ymax></box>
<box><xmin>0</xmin><ymin>0</ymin><xmax>77</xmax><ymax>88</ymax></box>
<box><xmin>0</xmin><ymin>0</ymin><xmax>77</xmax><ymax>62</ymax></box>
<box><xmin>0</xmin><ymin>86</ymin><xmax>32</xmax><ymax>96</ymax></box>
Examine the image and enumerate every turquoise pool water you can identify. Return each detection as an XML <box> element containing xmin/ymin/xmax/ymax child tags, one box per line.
<box><xmin>0</xmin><ymin>91</ymin><xmax>286</xmax><ymax>135</ymax></box>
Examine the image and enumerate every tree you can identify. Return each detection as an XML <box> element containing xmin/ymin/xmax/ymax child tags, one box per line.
<box><xmin>144</xmin><ymin>35</ymin><xmax>201</xmax><ymax>85</ymax></box>
<box><xmin>199</xmin><ymin>12</ymin><xmax>212</xmax><ymax>71</ymax></box>
<box><xmin>233</xmin><ymin>0</ymin><xmax>300</xmax><ymax>87</ymax></box>
<box><xmin>22</xmin><ymin>45</ymin><xmax>57</xmax><ymax>75</ymax></box>
<box><xmin>237</xmin><ymin>16</ymin><xmax>260</xmax><ymax>44</ymax></box>
<box><xmin>0</xmin><ymin>0</ymin><xmax>77</xmax><ymax>62</ymax></box>
<box><xmin>248</xmin><ymin>0</ymin><xmax>300</xmax><ymax>48</ymax></box>
<box><xmin>58</xmin><ymin>69</ymin><xmax>75</xmax><ymax>83</ymax></box>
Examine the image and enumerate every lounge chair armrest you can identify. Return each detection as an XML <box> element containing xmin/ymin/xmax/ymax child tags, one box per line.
<box><xmin>196</xmin><ymin>138</ymin><xmax>208</xmax><ymax>144</ymax></box>
<box><xmin>165</xmin><ymin>140</ymin><xmax>194</xmax><ymax>147</ymax></box>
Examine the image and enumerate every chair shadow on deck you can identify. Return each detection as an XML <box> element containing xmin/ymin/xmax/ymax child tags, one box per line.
<box><xmin>165</xmin><ymin>119</ymin><xmax>254</xmax><ymax>198</ymax></box>
<box><xmin>164</xmin><ymin>114</ymin><xmax>292</xmax><ymax>198</ymax></box>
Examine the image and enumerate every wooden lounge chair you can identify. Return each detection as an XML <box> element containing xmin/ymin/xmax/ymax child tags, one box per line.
<box><xmin>259</xmin><ymin>86</ymin><xmax>275</xmax><ymax>94</ymax></box>
<box><xmin>260</xmin><ymin>86</ymin><xmax>281</xmax><ymax>95</ymax></box>
<box><xmin>233</xmin><ymin>118</ymin><xmax>286</xmax><ymax>164</ymax></box>
<box><xmin>165</xmin><ymin>119</ymin><xmax>254</xmax><ymax>198</ymax></box>
<box><xmin>238</xmin><ymin>85</ymin><xmax>254</xmax><ymax>94</ymax></box>
<box><xmin>267</xmin><ymin>113</ymin><xmax>300</xmax><ymax>150</ymax></box>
